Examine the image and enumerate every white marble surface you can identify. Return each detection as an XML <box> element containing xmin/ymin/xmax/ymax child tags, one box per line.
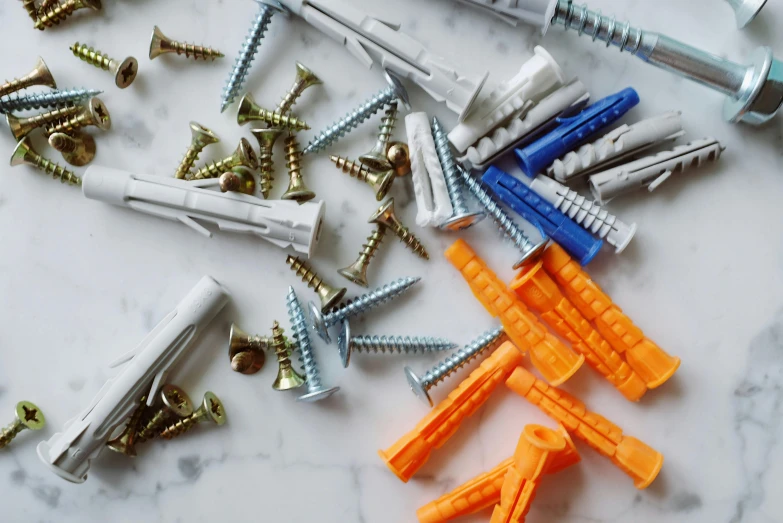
<box><xmin>1</xmin><ymin>0</ymin><xmax>783</xmax><ymax>521</ymax></box>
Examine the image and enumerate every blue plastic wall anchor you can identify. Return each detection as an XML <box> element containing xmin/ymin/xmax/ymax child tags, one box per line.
<box><xmin>514</xmin><ymin>87</ymin><xmax>640</xmax><ymax>177</ymax></box>
<box><xmin>482</xmin><ymin>166</ymin><xmax>603</xmax><ymax>266</ymax></box>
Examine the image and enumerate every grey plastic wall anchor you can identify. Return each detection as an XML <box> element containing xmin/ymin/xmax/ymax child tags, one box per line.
<box><xmin>406</xmin><ymin>112</ymin><xmax>454</xmax><ymax>226</ymax></box>
<box><xmin>548</xmin><ymin>112</ymin><xmax>685</xmax><ymax>182</ymax></box>
<box><xmin>456</xmin><ymin>0</ymin><xmax>559</xmax><ymax>31</ymax></box>
<box><xmin>589</xmin><ymin>138</ymin><xmax>725</xmax><ymax>204</ymax></box>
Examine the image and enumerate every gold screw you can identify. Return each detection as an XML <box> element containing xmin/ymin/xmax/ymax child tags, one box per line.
<box><xmin>38</xmin><ymin>0</ymin><xmax>60</xmax><ymax>13</ymax></box>
<box><xmin>250</xmin><ymin>128</ymin><xmax>283</xmax><ymax>199</ymax></box>
<box><xmin>10</xmin><ymin>136</ymin><xmax>81</xmax><ymax>186</ymax></box>
<box><xmin>228</xmin><ymin>323</ymin><xmax>267</xmax><ymax>375</ymax></box>
<box><xmin>359</xmin><ymin>102</ymin><xmax>399</xmax><ymax>171</ymax></box>
<box><xmin>106</xmin><ymin>396</ymin><xmax>147</xmax><ymax>457</ymax></box>
<box><xmin>387</xmin><ymin>142</ymin><xmax>411</xmax><ymax>177</ymax></box>
<box><xmin>285</xmin><ymin>255</ymin><xmax>347</xmax><ymax>312</ymax></box>
<box><xmin>70</xmin><ymin>42</ymin><xmax>138</xmax><ymax>89</ymax></box>
<box><xmin>0</xmin><ymin>401</ymin><xmax>46</xmax><ymax>449</ymax></box>
<box><xmin>270</xmin><ymin>321</ymin><xmax>305</xmax><ymax>391</ymax></box>
<box><xmin>45</xmin><ymin>97</ymin><xmax>111</xmax><ymax>135</ymax></box>
<box><xmin>282</xmin><ymin>135</ymin><xmax>315</xmax><ymax>203</ymax></box>
<box><xmin>174</xmin><ymin>122</ymin><xmax>220</xmax><ymax>180</ymax></box>
<box><xmin>191</xmin><ymin>138</ymin><xmax>259</xmax><ymax>180</ymax></box>
<box><xmin>369</xmin><ymin>198</ymin><xmax>429</xmax><ymax>260</ymax></box>
<box><xmin>338</xmin><ymin>226</ymin><xmax>387</xmax><ymax>288</ymax></box>
<box><xmin>135</xmin><ymin>385</ymin><xmax>193</xmax><ymax>443</ymax></box>
<box><xmin>0</xmin><ymin>57</ymin><xmax>57</xmax><ymax>99</ymax></box>
<box><xmin>236</xmin><ymin>93</ymin><xmax>310</xmax><ymax>130</ymax></box>
<box><xmin>277</xmin><ymin>61</ymin><xmax>322</xmax><ymax>115</ymax></box>
<box><xmin>19</xmin><ymin>0</ymin><xmax>39</xmax><ymax>22</ymax></box>
<box><xmin>219</xmin><ymin>166</ymin><xmax>257</xmax><ymax>195</ymax></box>
<box><xmin>329</xmin><ymin>156</ymin><xmax>395</xmax><ymax>202</ymax></box>
<box><xmin>159</xmin><ymin>392</ymin><xmax>226</xmax><ymax>440</ymax></box>
<box><xmin>5</xmin><ymin>104</ymin><xmax>83</xmax><ymax>141</ymax></box>
<box><xmin>149</xmin><ymin>26</ymin><xmax>224</xmax><ymax>61</ymax></box>
<box><xmin>49</xmin><ymin>131</ymin><xmax>97</xmax><ymax>167</ymax></box>
<box><xmin>36</xmin><ymin>0</ymin><xmax>102</xmax><ymax>30</ymax></box>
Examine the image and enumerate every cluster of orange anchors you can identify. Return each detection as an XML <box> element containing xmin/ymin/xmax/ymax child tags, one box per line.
<box><xmin>378</xmin><ymin>239</ymin><xmax>680</xmax><ymax>522</ymax></box>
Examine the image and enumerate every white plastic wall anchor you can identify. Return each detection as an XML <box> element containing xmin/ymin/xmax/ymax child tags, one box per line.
<box><xmin>277</xmin><ymin>0</ymin><xmax>488</xmax><ymax>121</ymax></box>
<box><xmin>80</xmin><ymin>166</ymin><xmax>325</xmax><ymax>258</ymax></box>
<box><xmin>448</xmin><ymin>46</ymin><xmax>566</xmax><ymax>153</ymax></box>
<box><xmin>548</xmin><ymin>111</ymin><xmax>685</xmax><ymax>182</ymax></box>
<box><xmin>589</xmin><ymin>138</ymin><xmax>725</xmax><ymax>204</ymax></box>
<box><xmin>527</xmin><ymin>175</ymin><xmax>637</xmax><ymax>253</ymax></box>
<box><xmin>460</xmin><ymin>80</ymin><xmax>589</xmax><ymax>170</ymax></box>
<box><xmin>37</xmin><ymin>276</ymin><xmax>230</xmax><ymax>484</ymax></box>
<box><xmin>456</xmin><ymin>0</ymin><xmax>559</xmax><ymax>31</ymax></box>
<box><xmin>406</xmin><ymin>112</ymin><xmax>454</xmax><ymax>227</ymax></box>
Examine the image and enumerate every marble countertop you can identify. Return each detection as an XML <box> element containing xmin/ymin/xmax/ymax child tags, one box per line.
<box><xmin>2</xmin><ymin>0</ymin><xmax>783</xmax><ymax>521</ymax></box>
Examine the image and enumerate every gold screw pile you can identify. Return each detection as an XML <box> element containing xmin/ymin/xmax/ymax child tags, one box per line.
<box><xmin>134</xmin><ymin>385</ymin><xmax>193</xmax><ymax>444</ymax></box>
<box><xmin>149</xmin><ymin>26</ymin><xmax>224</xmax><ymax>61</ymax></box>
<box><xmin>6</xmin><ymin>105</ymin><xmax>83</xmax><ymax>141</ymax></box>
<box><xmin>159</xmin><ymin>392</ymin><xmax>226</xmax><ymax>440</ymax></box>
<box><xmin>286</xmin><ymin>255</ymin><xmax>347</xmax><ymax>312</ymax></box>
<box><xmin>11</xmin><ymin>137</ymin><xmax>82</xmax><ymax>186</ymax></box>
<box><xmin>329</xmin><ymin>156</ymin><xmax>395</xmax><ymax>201</ymax></box>
<box><xmin>237</xmin><ymin>93</ymin><xmax>310</xmax><ymax>130</ymax></box>
<box><xmin>0</xmin><ymin>57</ymin><xmax>56</xmax><ymax>98</ymax></box>
<box><xmin>175</xmin><ymin>122</ymin><xmax>220</xmax><ymax>180</ymax></box>
<box><xmin>191</xmin><ymin>138</ymin><xmax>258</xmax><ymax>180</ymax></box>
<box><xmin>36</xmin><ymin>0</ymin><xmax>102</xmax><ymax>30</ymax></box>
<box><xmin>250</xmin><ymin>128</ymin><xmax>282</xmax><ymax>199</ymax></box>
<box><xmin>338</xmin><ymin>226</ymin><xmax>387</xmax><ymax>287</ymax></box>
<box><xmin>369</xmin><ymin>199</ymin><xmax>429</xmax><ymax>260</ymax></box>
<box><xmin>270</xmin><ymin>321</ymin><xmax>305</xmax><ymax>391</ymax></box>
<box><xmin>45</xmin><ymin>97</ymin><xmax>111</xmax><ymax>135</ymax></box>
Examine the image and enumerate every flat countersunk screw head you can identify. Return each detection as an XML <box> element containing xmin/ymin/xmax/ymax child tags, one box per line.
<box><xmin>0</xmin><ymin>401</ymin><xmax>46</xmax><ymax>450</ymax></box>
<box><xmin>49</xmin><ymin>131</ymin><xmax>97</xmax><ymax>167</ymax></box>
<box><xmin>220</xmin><ymin>166</ymin><xmax>257</xmax><ymax>195</ymax></box>
<box><xmin>329</xmin><ymin>156</ymin><xmax>395</xmax><ymax>201</ymax></box>
<box><xmin>113</xmin><ymin>57</ymin><xmax>139</xmax><ymax>89</ymax></box>
<box><xmin>10</xmin><ymin>136</ymin><xmax>82</xmax><ymax>186</ymax></box>
<box><xmin>237</xmin><ymin>93</ymin><xmax>310</xmax><ymax>130</ymax></box>
<box><xmin>159</xmin><ymin>392</ymin><xmax>226</xmax><ymax>440</ymax></box>
<box><xmin>276</xmin><ymin>61</ymin><xmax>323</xmax><ymax>115</ymax></box>
<box><xmin>386</xmin><ymin>142</ymin><xmax>411</xmax><ymax>177</ymax></box>
<box><xmin>270</xmin><ymin>320</ymin><xmax>305</xmax><ymax>391</ymax></box>
<box><xmin>228</xmin><ymin>323</ymin><xmax>267</xmax><ymax>375</ymax></box>
<box><xmin>70</xmin><ymin>43</ymin><xmax>137</xmax><ymax>89</ymax></box>
<box><xmin>175</xmin><ymin>122</ymin><xmax>220</xmax><ymax>179</ymax></box>
<box><xmin>369</xmin><ymin>198</ymin><xmax>429</xmax><ymax>260</ymax></box>
<box><xmin>338</xmin><ymin>226</ymin><xmax>386</xmax><ymax>287</ymax></box>
<box><xmin>46</xmin><ymin>97</ymin><xmax>111</xmax><ymax>135</ymax></box>
<box><xmin>0</xmin><ymin>57</ymin><xmax>57</xmax><ymax>99</ymax></box>
<box><xmin>286</xmin><ymin>255</ymin><xmax>346</xmax><ymax>312</ymax></box>
<box><xmin>149</xmin><ymin>26</ymin><xmax>224</xmax><ymax>61</ymax></box>
<box><xmin>135</xmin><ymin>385</ymin><xmax>194</xmax><ymax>443</ymax></box>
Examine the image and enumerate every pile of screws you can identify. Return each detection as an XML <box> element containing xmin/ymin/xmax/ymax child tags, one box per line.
<box><xmin>17</xmin><ymin>0</ymin><xmax>102</xmax><ymax>31</ymax></box>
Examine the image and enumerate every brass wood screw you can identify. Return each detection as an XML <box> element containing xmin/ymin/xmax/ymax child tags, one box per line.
<box><xmin>10</xmin><ymin>136</ymin><xmax>81</xmax><ymax>186</ymax></box>
<box><xmin>359</xmin><ymin>102</ymin><xmax>399</xmax><ymax>171</ymax></box>
<box><xmin>49</xmin><ymin>131</ymin><xmax>97</xmax><ymax>167</ymax></box>
<box><xmin>236</xmin><ymin>93</ymin><xmax>310</xmax><ymax>130</ymax></box>
<box><xmin>106</xmin><ymin>396</ymin><xmax>148</xmax><ymax>457</ymax></box>
<box><xmin>329</xmin><ymin>156</ymin><xmax>395</xmax><ymax>201</ymax></box>
<box><xmin>5</xmin><ymin>105</ymin><xmax>83</xmax><ymax>141</ymax></box>
<box><xmin>282</xmin><ymin>135</ymin><xmax>315</xmax><ymax>203</ymax></box>
<box><xmin>175</xmin><ymin>122</ymin><xmax>220</xmax><ymax>180</ymax></box>
<box><xmin>159</xmin><ymin>392</ymin><xmax>226</xmax><ymax>440</ymax></box>
<box><xmin>70</xmin><ymin>43</ymin><xmax>138</xmax><ymax>89</ymax></box>
<box><xmin>270</xmin><ymin>321</ymin><xmax>305</xmax><ymax>391</ymax></box>
<box><xmin>250</xmin><ymin>128</ymin><xmax>282</xmax><ymax>199</ymax></box>
<box><xmin>286</xmin><ymin>255</ymin><xmax>347</xmax><ymax>312</ymax></box>
<box><xmin>149</xmin><ymin>26</ymin><xmax>224</xmax><ymax>61</ymax></box>
<box><xmin>0</xmin><ymin>57</ymin><xmax>57</xmax><ymax>99</ymax></box>
<box><xmin>46</xmin><ymin>97</ymin><xmax>111</xmax><ymax>135</ymax></box>
<box><xmin>338</xmin><ymin>226</ymin><xmax>387</xmax><ymax>288</ymax></box>
<box><xmin>135</xmin><ymin>385</ymin><xmax>193</xmax><ymax>443</ymax></box>
<box><xmin>369</xmin><ymin>198</ymin><xmax>429</xmax><ymax>260</ymax></box>
<box><xmin>191</xmin><ymin>138</ymin><xmax>258</xmax><ymax>180</ymax></box>
<box><xmin>277</xmin><ymin>61</ymin><xmax>322</xmax><ymax>115</ymax></box>
<box><xmin>36</xmin><ymin>0</ymin><xmax>102</xmax><ymax>30</ymax></box>
<box><xmin>0</xmin><ymin>401</ymin><xmax>46</xmax><ymax>449</ymax></box>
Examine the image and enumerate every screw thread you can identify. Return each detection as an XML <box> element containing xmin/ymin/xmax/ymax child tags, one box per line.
<box><xmin>38</xmin><ymin>0</ymin><xmax>59</xmax><ymax>12</ymax></box>
<box><xmin>0</xmin><ymin>421</ymin><xmax>23</xmax><ymax>449</ymax></box>
<box><xmin>36</xmin><ymin>0</ymin><xmax>83</xmax><ymax>29</ymax></box>
<box><xmin>421</xmin><ymin>327</ymin><xmax>505</xmax><ymax>389</ymax></box>
<box><xmin>21</xmin><ymin>105</ymin><xmax>83</xmax><ymax>132</ymax></box>
<box><xmin>31</xmin><ymin>155</ymin><xmax>82</xmax><ymax>186</ymax></box>
<box><xmin>46</xmin><ymin>112</ymin><xmax>92</xmax><ymax>135</ymax></box>
<box><xmin>0</xmin><ymin>74</ymin><xmax>38</xmax><ymax>99</ymax></box>
<box><xmin>20</xmin><ymin>0</ymin><xmax>38</xmax><ymax>21</ymax></box>
<box><xmin>329</xmin><ymin>156</ymin><xmax>372</xmax><ymax>182</ymax></box>
<box><xmin>159</xmin><ymin>414</ymin><xmax>200</xmax><ymax>440</ymax></box>
<box><xmin>168</xmin><ymin>40</ymin><xmax>224</xmax><ymax>60</ymax></box>
<box><xmin>356</xmin><ymin>227</ymin><xmax>386</xmax><ymax>266</ymax></box>
<box><xmin>192</xmin><ymin>156</ymin><xmax>237</xmax><ymax>180</ymax></box>
<box><xmin>285</xmin><ymin>135</ymin><xmax>303</xmax><ymax>176</ymax></box>
<box><xmin>0</xmin><ymin>88</ymin><xmax>101</xmax><ymax>114</ymax></box>
<box><xmin>286</xmin><ymin>256</ymin><xmax>327</xmax><ymax>295</ymax></box>
<box><xmin>458</xmin><ymin>167</ymin><xmax>534</xmax><ymax>252</ymax></box>
<box><xmin>258</xmin><ymin>150</ymin><xmax>275</xmax><ymax>199</ymax></box>
<box><xmin>271</xmin><ymin>321</ymin><xmax>295</xmax><ymax>367</ymax></box>
<box><xmin>552</xmin><ymin>0</ymin><xmax>645</xmax><ymax>54</ymax></box>
<box><xmin>323</xmin><ymin>276</ymin><xmax>420</xmax><ymax>327</ymax></box>
<box><xmin>286</xmin><ymin>287</ymin><xmax>321</xmax><ymax>388</ymax></box>
<box><xmin>350</xmin><ymin>335</ymin><xmax>455</xmax><ymax>355</ymax></box>
<box><xmin>375</xmin><ymin>103</ymin><xmax>398</xmax><ymax>150</ymax></box>
<box><xmin>70</xmin><ymin>43</ymin><xmax>114</xmax><ymax>71</ymax></box>
<box><xmin>135</xmin><ymin>409</ymin><xmax>167</xmax><ymax>443</ymax></box>
<box><xmin>393</xmin><ymin>226</ymin><xmax>430</xmax><ymax>260</ymax></box>
<box><xmin>432</xmin><ymin>118</ymin><xmax>470</xmax><ymax>215</ymax></box>
<box><xmin>49</xmin><ymin>133</ymin><xmax>78</xmax><ymax>153</ymax></box>
<box><xmin>221</xmin><ymin>3</ymin><xmax>276</xmax><ymax>111</ymax></box>
<box><xmin>303</xmin><ymin>86</ymin><xmax>395</xmax><ymax>155</ymax></box>
<box><xmin>259</xmin><ymin>108</ymin><xmax>310</xmax><ymax>131</ymax></box>
<box><xmin>277</xmin><ymin>73</ymin><xmax>318</xmax><ymax>114</ymax></box>
<box><xmin>175</xmin><ymin>144</ymin><xmax>207</xmax><ymax>180</ymax></box>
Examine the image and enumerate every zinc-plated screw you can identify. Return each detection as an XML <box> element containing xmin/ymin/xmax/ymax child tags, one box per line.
<box><xmin>135</xmin><ymin>385</ymin><xmax>193</xmax><ymax>443</ymax></box>
<box><xmin>0</xmin><ymin>57</ymin><xmax>57</xmax><ymax>99</ymax></box>
<box><xmin>458</xmin><ymin>166</ymin><xmax>547</xmax><ymax>269</ymax></box>
<box><xmin>282</xmin><ymin>135</ymin><xmax>315</xmax><ymax>203</ymax></box>
<box><xmin>10</xmin><ymin>136</ymin><xmax>81</xmax><ymax>186</ymax></box>
<box><xmin>277</xmin><ymin>61</ymin><xmax>322</xmax><ymax>114</ymax></box>
<box><xmin>19</xmin><ymin>0</ymin><xmax>39</xmax><ymax>22</ymax></box>
<box><xmin>159</xmin><ymin>392</ymin><xmax>226</xmax><ymax>440</ymax></box>
<box><xmin>49</xmin><ymin>131</ymin><xmax>97</xmax><ymax>167</ymax></box>
<box><xmin>250</xmin><ymin>128</ymin><xmax>282</xmax><ymax>199</ymax></box>
<box><xmin>286</xmin><ymin>255</ymin><xmax>346</xmax><ymax>312</ymax></box>
<box><xmin>228</xmin><ymin>323</ymin><xmax>268</xmax><ymax>375</ymax></box>
<box><xmin>221</xmin><ymin>0</ymin><xmax>289</xmax><ymax>113</ymax></box>
<box><xmin>149</xmin><ymin>26</ymin><xmax>224</xmax><ymax>61</ymax></box>
<box><xmin>551</xmin><ymin>0</ymin><xmax>783</xmax><ymax>125</ymax></box>
<box><xmin>175</xmin><ymin>122</ymin><xmax>220</xmax><ymax>180</ymax></box>
<box><xmin>405</xmin><ymin>326</ymin><xmax>505</xmax><ymax>406</ymax></box>
<box><xmin>36</xmin><ymin>0</ymin><xmax>102</xmax><ymax>30</ymax></box>
<box><xmin>106</xmin><ymin>396</ymin><xmax>147</xmax><ymax>457</ymax></box>
<box><xmin>369</xmin><ymin>198</ymin><xmax>429</xmax><ymax>261</ymax></box>
<box><xmin>303</xmin><ymin>70</ymin><xmax>411</xmax><ymax>155</ymax></box>
<box><xmin>431</xmin><ymin>117</ymin><xmax>485</xmax><ymax>231</ymax></box>
<box><xmin>287</xmin><ymin>286</ymin><xmax>340</xmax><ymax>402</ymax></box>
<box><xmin>386</xmin><ymin>142</ymin><xmax>411</xmax><ymax>177</ymax></box>
<box><xmin>219</xmin><ymin>166</ymin><xmax>257</xmax><ymax>195</ymax></box>
<box><xmin>337</xmin><ymin>320</ymin><xmax>456</xmax><ymax>368</ymax></box>
<box><xmin>5</xmin><ymin>105</ymin><xmax>83</xmax><ymax>141</ymax></box>
<box><xmin>329</xmin><ymin>156</ymin><xmax>395</xmax><ymax>201</ymax></box>
<box><xmin>0</xmin><ymin>88</ymin><xmax>103</xmax><ymax>114</ymax></box>
<box><xmin>309</xmin><ymin>276</ymin><xmax>421</xmax><ymax>343</ymax></box>
<box><xmin>70</xmin><ymin>43</ymin><xmax>138</xmax><ymax>89</ymax></box>
<box><xmin>270</xmin><ymin>320</ymin><xmax>305</xmax><ymax>391</ymax></box>
<box><xmin>237</xmin><ymin>93</ymin><xmax>310</xmax><ymax>130</ymax></box>
<box><xmin>0</xmin><ymin>401</ymin><xmax>46</xmax><ymax>449</ymax></box>
<box><xmin>191</xmin><ymin>138</ymin><xmax>258</xmax><ymax>180</ymax></box>
<box><xmin>45</xmin><ymin>97</ymin><xmax>111</xmax><ymax>135</ymax></box>
<box><xmin>338</xmin><ymin>226</ymin><xmax>386</xmax><ymax>288</ymax></box>
<box><xmin>725</xmin><ymin>0</ymin><xmax>767</xmax><ymax>28</ymax></box>
<box><xmin>359</xmin><ymin>102</ymin><xmax>399</xmax><ymax>171</ymax></box>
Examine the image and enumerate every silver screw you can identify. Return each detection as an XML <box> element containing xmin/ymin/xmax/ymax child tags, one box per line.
<box><xmin>725</xmin><ymin>0</ymin><xmax>767</xmax><ymax>28</ymax></box>
<box><xmin>220</xmin><ymin>0</ymin><xmax>288</xmax><ymax>113</ymax></box>
<box><xmin>303</xmin><ymin>70</ymin><xmax>410</xmax><ymax>155</ymax></box>
<box><xmin>0</xmin><ymin>88</ymin><xmax>102</xmax><ymax>114</ymax></box>
<box><xmin>337</xmin><ymin>320</ymin><xmax>456</xmax><ymax>368</ymax></box>
<box><xmin>405</xmin><ymin>326</ymin><xmax>505</xmax><ymax>407</ymax></box>
<box><xmin>431</xmin><ymin>117</ymin><xmax>485</xmax><ymax>231</ymax></box>
<box><xmin>552</xmin><ymin>0</ymin><xmax>783</xmax><ymax>125</ymax></box>
<box><xmin>308</xmin><ymin>276</ymin><xmax>421</xmax><ymax>343</ymax></box>
<box><xmin>458</xmin><ymin>166</ymin><xmax>548</xmax><ymax>269</ymax></box>
<box><xmin>287</xmin><ymin>286</ymin><xmax>339</xmax><ymax>403</ymax></box>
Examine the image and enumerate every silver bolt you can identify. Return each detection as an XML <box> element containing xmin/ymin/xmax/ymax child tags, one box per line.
<box><xmin>0</xmin><ymin>88</ymin><xmax>102</xmax><ymax>114</ymax></box>
<box><xmin>308</xmin><ymin>276</ymin><xmax>421</xmax><ymax>343</ymax></box>
<box><xmin>336</xmin><ymin>320</ymin><xmax>456</xmax><ymax>368</ymax></box>
<box><xmin>303</xmin><ymin>70</ymin><xmax>410</xmax><ymax>155</ymax></box>
<box><xmin>287</xmin><ymin>286</ymin><xmax>339</xmax><ymax>403</ymax></box>
<box><xmin>552</xmin><ymin>0</ymin><xmax>783</xmax><ymax>125</ymax></box>
<box><xmin>405</xmin><ymin>326</ymin><xmax>505</xmax><ymax>407</ymax></box>
<box><xmin>725</xmin><ymin>0</ymin><xmax>767</xmax><ymax>28</ymax></box>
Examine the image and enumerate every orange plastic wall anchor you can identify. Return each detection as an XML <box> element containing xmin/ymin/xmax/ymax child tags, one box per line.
<box><xmin>379</xmin><ymin>341</ymin><xmax>524</xmax><ymax>483</ymax></box>
<box><xmin>506</xmin><ymin>366</ymin><xmax>664</xmax><ymax>489</ymax></box>
<box><xmin>445</xmin><ymin>239</ymin><xmax>584</xmax><ymax>386</ymax></box>
<box><xmin>540</xmin><ymin>243</ymin><xmax>680</xmax><ymax>389</ymax></box>
<box><xmin>510</xmin><ymin>261</ymin><xmax>648</xmax><ymax>402</ymax></box>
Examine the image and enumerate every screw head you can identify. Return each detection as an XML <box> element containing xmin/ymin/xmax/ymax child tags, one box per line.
<box><xmin>9</xmin><ymin>136</ymin><xmax>35</xmax><ymax>167</ymax></box>
<box><xmin>368</xmin><ymin>169</ymin><xmax>396</xmax><ymax>201</ymax></box>
<box><xmin>190</xmin><ymin>122</ymin><xmax>220</xmax><ymax>147</ymax></box>
<box><xmin>317</xmin><ymin>284</ymin><xmax>347</xmax><ymax>313</ymax></box>
<box><xmin>338</xmin><ymin>259</ymin><xmax>369</xmax><ymax>288</ymax></box>
<box><xmin>149</xmin><ymin>25</ymin><xmax>169</xmax><ymax>60</ymax></box>
<box><xmin>220</xmin><ymin>166</ymin><xmax>257</xmax><ymax>195</ymax></box>
<box><xmin>15</xmin><ymin>401</ymin><xmax>46</xmax><ymax>430</ymax></box>
<box><xmin>235</xmin><ymin>138</ymin><xmax>259</xmax><ymax>170</ymax></box>
<box><xmin>404</xmin><ymin>367</ymin><xmax>433</xmax><ymax>407</ymax></box>
<box><xmin>49</xmin><ymin>131</ymin><xmax>96</xmax><ymax>167</ymax></box>
<box><xmin>359</xmin><ymin>150</ymin><xmax>393</xmax><ymax>172</ymax></box>
<box><xmin>231</xmin><ymin>350</ymin><xmax>265</xmax><ymax>375</ymax></box>
<box><xmin>297</xmin><ymin>385</ymin><xmax>340</xmax><ymax>403</ymax></box>
<box><xmin>295</xmin><ymin>61</ymin><xmax>323</xmax><ymax>89</ymax></box>
<box><xmin>439</xmin><ymin>211</ymin><xmax>486</xmax><ymax>231</ymax></box>
<box><xmin>387</xmin><ymin>142</ymin><xmax>411</xmax><ymax>177</ymax></box>
<box><xmin>336</xmin><ymin>320</ymin><xmax>352</xmax><ymax>368</ymax></box>
<box><xmin>114</xmin><ymin>57</ymin><xmax>138</xmax><ymax>89</ymax></box>
<box><xmin>160</xmin><ymin>385</ymin><xmax>194</xmax><ymax>417</ymax></box>
<box><xmin>88</xmin><ymin>98</ymin><xmax>112</xmax><ymax>131</ymax></box>
<box><xmin>201</xmin><ymin>392</ymin><xmax>227</xmax><ymax>426</ymax></box>
<box><xmin>511</xmin><ymin>238</ymin><xmax>549</xmax><ymax>270</ymax></box>
<box><xmin>368</xmin><ymin>198</ymin><xmax>396</xmax><ymax>226</ymax></box>
<box><xmin>308</xmin><ymin>301</ymin><xmax>331</xmax><ymax>343</ymax></box>
<box><xmin>250</xmin><ymin>127</ymin><xmax>283</xmax><ymax>150</ymax></box>
<box><xmin>384</xmin><ymin>70</ymin><xmax>411</xmax><ymax>110</ymax></box>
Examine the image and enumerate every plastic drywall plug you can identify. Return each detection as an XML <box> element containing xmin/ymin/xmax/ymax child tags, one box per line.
<box><xmin>541</xmin><ymin>243</ymin><xmax>680</xmax><ymax>389</ymax></box>
<box><xmin>379</xmin><ymin>341</ymin><xmax>524</xmax><ymax>483</ymax></box>
<box><xmin>506</xmin><ymin>366</ymin><xmax>663</xmax><ymax>489</ymax></box>
<box><xmin>510</xmin><ymin>261</ymin><xmax>648</xmax><ymax>401</ymax></box>
<box><xmin>445</xmin><ymin>239</ymin><xmax>584</xmax><ymax>386</ymax></box>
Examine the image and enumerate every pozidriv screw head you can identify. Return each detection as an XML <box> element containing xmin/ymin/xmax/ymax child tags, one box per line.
<box><xmin>15</xmin><ymin>401</ymin><xmax>46</xmax><ymax>431</ymax></box>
